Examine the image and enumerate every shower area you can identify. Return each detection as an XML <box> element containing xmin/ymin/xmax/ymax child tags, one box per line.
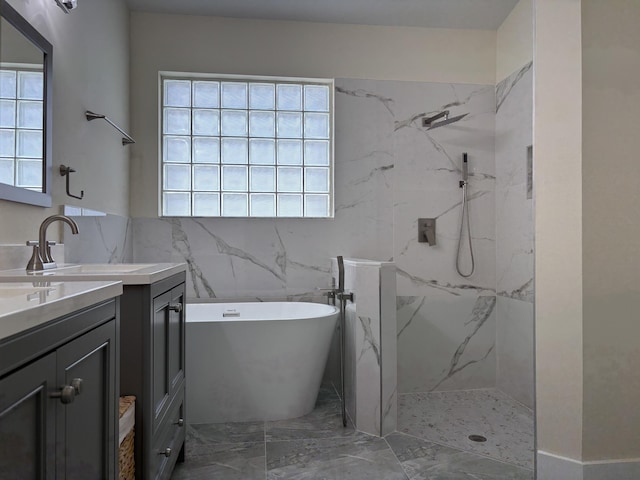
<box><xmin>334</xmin><ymin>60</ymin><xmax>535</xmax><ymax>471</ymax></box>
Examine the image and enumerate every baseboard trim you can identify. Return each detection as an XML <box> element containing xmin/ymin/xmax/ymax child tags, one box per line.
<box><xmin>537</xmin><ymin>451</ymin><xmax>583</xmax><ymax>480</ymax></box>
<box><xmin>538</xmin><ymin>451</ymin><xmax>640</xmax><ymax>480</ymax></box>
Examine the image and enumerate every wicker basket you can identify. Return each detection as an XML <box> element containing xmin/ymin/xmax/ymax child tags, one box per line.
<box><xmin>118</xmin><ymin>396</ymin><xmax>136</xmax><ymax>480</ymax></box>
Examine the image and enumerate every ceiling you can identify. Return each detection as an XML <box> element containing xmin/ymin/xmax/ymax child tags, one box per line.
<box><xmin>124</xmin><ymin>0</ymin><xmax>520</xmax><ymax>30</ymax></box>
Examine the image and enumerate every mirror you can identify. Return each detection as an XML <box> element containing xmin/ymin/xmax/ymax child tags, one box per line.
<box><xmin>0</xmin><ymin>0</ymin><xmax>52</xmax><ymax>207</ymax></box>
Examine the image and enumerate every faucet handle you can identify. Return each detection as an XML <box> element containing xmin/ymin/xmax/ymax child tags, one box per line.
<box><xmin>26</xmin><ymin>240</ymin><xmax>39</xmax><ymax>246</ymax></box>
<box><xmin>46</xmin><ymin>241</ymin><xmax>57</xmax><ymax>246</ymax></box>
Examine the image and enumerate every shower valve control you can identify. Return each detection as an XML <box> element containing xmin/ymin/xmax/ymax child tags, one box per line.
<box><xmin>418</xmin><ymin>218</ymin><xmax>437</xmax><ymax>246</ymax></box>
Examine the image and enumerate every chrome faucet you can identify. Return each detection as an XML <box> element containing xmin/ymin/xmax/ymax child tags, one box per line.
<box><xmin>26</xmin><ymin>215</ymin><xmax>79</xmax><ymax>271</ymax></box>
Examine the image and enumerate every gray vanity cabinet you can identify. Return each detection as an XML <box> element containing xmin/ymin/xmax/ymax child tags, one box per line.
<box><xmin>0</xmin><ymin>352</ymin><xmax>56</xmax><ymax>478</ymax></box>
<box><xmin>120</xmin><ymin>272</ymin><xmax>186</xmax><ymax>480</ymax></box>
<box><xmin>56</xmin><ymin>320</ymin><xmax>118</xmax><ymax>479</ymax></box>
<box><xmin>0</xmin><ymin>299</ymin><xmax>119</xmax><ymax>480</ymax></box>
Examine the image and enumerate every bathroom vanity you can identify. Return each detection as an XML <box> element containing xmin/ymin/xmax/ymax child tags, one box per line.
<box><xmin>118</xmin><ymin>270</ymin><xmax>186</xmax><ymax>480</ymax></box>
<box><xmin>0</xmin><ymin>281</ymin><xmax>123</xmax><ymax>479</ymax></box>
<box><xmin>0</xmin><ymin>263</ymin><xmax>187</xmax><ymax>480</ymax></box>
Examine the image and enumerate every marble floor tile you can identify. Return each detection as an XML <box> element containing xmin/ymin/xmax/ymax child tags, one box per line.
<box><xmin>266</xmin><ymin>398</ymin><xmax>356</xmax><ymax>441</ymax></box>
<box><xmin>171</xmin><ymin>442</ymin><xmax>265</xmax><ymax>480</ymax></box>
<box><xmin>186</xmin><ymin>421</ymin><xmax>265</xmax><ymax>449</ymax></box>
<box><xmin>266</xmin><ymin>387</ymin><xmax>356</xmax><ymax>441</ymax></box>
<box><xmin>398</xmin><ymin>389</ymin><xmax>534</xmax><ymax>469</ymax></box>
<box><xmin>267</xmin><ymin>433</ymin><xmax>409</xmax><ymax>480</ymax></box>
<box><xmin>386</xmin><ymin>432</ymin><xmax>533</xmax><ymax>480</ymax></box>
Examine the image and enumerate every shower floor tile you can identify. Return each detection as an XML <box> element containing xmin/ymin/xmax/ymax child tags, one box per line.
<box><xmin>398</xmin><ymin>389</ymin><xmax>534</xmax><ymax>469</ymax></box>
<box><xmin>386</xmin><ymin>432</ymin><xmax>533</xmax><ymax>480</ymax></box>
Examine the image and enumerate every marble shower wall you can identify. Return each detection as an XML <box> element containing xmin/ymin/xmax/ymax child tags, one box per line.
<box><xmin>375</xmin><ymin>79</ymin><xmax>497</xmax><ymax>394</ymax></box>
<box><xmin>495</xmin><ymin>62</ymin><xmax>534</xmax><ymax>408</ymax></box>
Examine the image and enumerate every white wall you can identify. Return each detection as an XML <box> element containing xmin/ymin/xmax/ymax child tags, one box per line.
<box><xmin>534</xmin><ymin>0</ymin><xmax>584</xmax><ymax>464</ymax></box>
<box><xmin>496</xmin><ymin>0</ymin><xmax>533</xmax><ymax>83</ymax></box>
<box><xmin>581</xmin><ymin>0</ymin><xmax>640</xmax><ymax>462</ymax></box>
<box><xmin>129</xmin><ymin>12</ymin><xmax>497</xmax><ymax>218</ymax></box>
<box><xmin>0</xmin><ymin>0</ymin><xmax>130</xmax><ymax>244</ymax></box>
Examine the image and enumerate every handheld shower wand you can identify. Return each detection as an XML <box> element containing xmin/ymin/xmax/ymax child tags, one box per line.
<box><xmin>456</xmin><ymin>153</ymin><xmax>475</xmax><ymax>278</ymax></box>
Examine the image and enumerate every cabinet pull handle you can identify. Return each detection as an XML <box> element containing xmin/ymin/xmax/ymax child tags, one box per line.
<box><xmin>169</xmin><ymin>303</ymin><xmax>183</xmax><ymax>313</ymax></box>
<box><xmin>159</xmin><ymin>448</ymin><xmax>172</xmax><ymax>457</ymax></box>
<box><xmin>50</xmin><ymin>385</ymin><xmax>76</xmax><ymax>404</ymax></box>
<box><xmin>174</xmin><ymin>418</ymin><xmax>184</xmax><ymax>427</ymax></box>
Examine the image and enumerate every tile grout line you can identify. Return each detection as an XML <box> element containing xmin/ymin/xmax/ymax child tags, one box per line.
<box><xmin>383</xmin><ymin>436</ymin><xmax>412</xmax><ymax>480</ymax></box>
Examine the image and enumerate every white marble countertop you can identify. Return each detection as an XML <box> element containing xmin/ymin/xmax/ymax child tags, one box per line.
<box><xmin>0</xmin><ymin>263</ymin><xmax>186</xmax><ymax>285</ymax></box>
<box><xmin>0</xmin><ymin>281</ymin><xmax>123</xmax><ymax>342</ymax></box>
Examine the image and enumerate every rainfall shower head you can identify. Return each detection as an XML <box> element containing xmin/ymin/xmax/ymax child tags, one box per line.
<box><xmin>422</xmin><ymin>110</ymin><xmax>468</xmax><ymax>130</ymax></box>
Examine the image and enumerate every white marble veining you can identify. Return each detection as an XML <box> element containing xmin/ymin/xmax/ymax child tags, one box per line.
<box><xmin>397</xmin><ymin>295</ymin><xmax>496</xmax><ymax>393</ymax></box>
<box><xmin>380</xmin><ymin>263</ymin><xmax>398</xmax><ymax>434</ymax></box>
<box><xmin>132</xmin><ymin>78</ymin><xmax>495</xmax><ymax>305</ymax></box>
<box><xmin>134</xmin><ymin>217</ymin><xmax>333</xmax><ymax>299</ymax></box>
<box><xmin>398</xmin><ymin>389</ymin><xmax>534</xmax><ymax>469</ymax></box>
<box><xmin>63</xmin><ymin>213</ymin><xmax>133</xmax><ymax>264</ymax></box>
<box><xmin>331</xmin><ymin>258</ymin><xmax>397</xmax><ymax>437</ymax></box>
<box><xmin>494</xmin><ymin>62</ymin><xmax>534</xmax><ymax>409</ymax></box>
<box><xmin>496</xmin><ymin>296</ymin><xmax>534</xmax><ymax>408</ymax></box>
<box><xmin>0</xmin><ymin>244</ymin><xmax>65</xmax><ymax>271</ymax></box>
<box><xmin>495</xmin><ymin>62</ymin><xmax>533</xmax><ymax>301</ymax></box>
<box><xmin>0</xmin><ymin>281</ymin><xmax>123</xmax><ymax>341</ymax></box>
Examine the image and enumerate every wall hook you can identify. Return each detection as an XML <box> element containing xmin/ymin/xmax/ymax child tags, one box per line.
<box><xmin>59</xmin><ymin>165</ymin><xmax>84</xmax><ymax>200</ymax></box>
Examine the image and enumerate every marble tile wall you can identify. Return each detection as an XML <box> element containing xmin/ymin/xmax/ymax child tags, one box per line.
<box><xmin>397</xmin><ymin>295</ymin><xmax>497</xmax><ymax>393</ymax></box>
<box><xmin>132</xmin><ymin>78</ymin><xmax>496</xmax><ymax>303</ymax></box>
<box><xmin>0</xmin><ymin>244</ymin><xmax>65</xmax><ymax>270</ymax></box>
<box><xmin>62</xmin><ymin>211</ymin><xmax>133</xmax><ymax>264</ymax></box>
<box><xmin>130</xmin><ymin>77</ymin><xmax>499</xmax><ymax>395</ymax></box>
<box><xmin>495</xmin><ymin>62</ymin><xmax>534</xmax><ymax>408</ymax></box>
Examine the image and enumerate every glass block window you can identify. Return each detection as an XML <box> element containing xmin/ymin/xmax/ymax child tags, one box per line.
<box><xmin>0</xmin><ymin>67</ymin><xmax>44</xmax><ymax>190</ymax></box>
<box><xmin>160</xmin><ymin>74</ymin><xmax>334</xmax><ymax>217</ymax></box>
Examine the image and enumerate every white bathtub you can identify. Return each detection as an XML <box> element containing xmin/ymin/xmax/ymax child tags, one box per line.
<box><xmin>186</xmin><ymin>302</ymin><xmax>339</xmax><ymax>423</ymax></box>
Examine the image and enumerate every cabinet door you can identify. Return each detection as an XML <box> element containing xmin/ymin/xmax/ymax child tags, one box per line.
<box><xmin>0</xmin><ymin>353</ymin><xmax>56</xmax><ymax>480</ymax></box>
<box><xmin>151</xmin><ymin>284</ymin><xmax>184</xmax><ymax>431</ymax></box>
<box><xmin>56</xmin><ymin>321</ymin><xmax>117</xmax><ymax>480</ymax></box>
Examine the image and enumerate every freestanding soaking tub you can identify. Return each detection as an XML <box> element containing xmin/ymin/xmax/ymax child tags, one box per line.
<box><xmin>186</xmin><ymin>302</ymin><xmax>339</xmax><ymax>423</ymax></box>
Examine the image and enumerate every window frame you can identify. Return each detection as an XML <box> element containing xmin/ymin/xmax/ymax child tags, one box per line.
<box><xmin>158</xmin><ymin>72</ymin><xmax>335</xmax><ymax>218</ymax></box>
<box><xmin>0</xmin><ymin>63</ymin><xmax>45</xmax><ymax>192</ymax></box>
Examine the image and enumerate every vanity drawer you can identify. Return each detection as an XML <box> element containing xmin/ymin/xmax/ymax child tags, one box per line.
<box><xmin>149</xmin><ymin>391</ymin><xmax>185</xmax><ymax>480</ymax></box>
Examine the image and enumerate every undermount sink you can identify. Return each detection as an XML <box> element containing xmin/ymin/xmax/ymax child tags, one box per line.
<box><xmin>55</xmin><ymin>264</ymin><xmax>152</xmax><ymax>274</ymax></box>
<box><xmin>0</xmin><ymin>285</ymin><xmax>53</xmax><ymax>298</ymax></box>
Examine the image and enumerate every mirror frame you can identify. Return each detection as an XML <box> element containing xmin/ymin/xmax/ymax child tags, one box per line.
<box><xmin>0</xmin><ymin>0</ymin><xmax>52</xmax><ymax>207</ymax></box>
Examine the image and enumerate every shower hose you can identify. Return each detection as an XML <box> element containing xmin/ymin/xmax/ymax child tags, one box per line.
<box><xmin>456</xmin><ymin>181</ymin><xmax>475</xmax><ymax>278</ymax></box>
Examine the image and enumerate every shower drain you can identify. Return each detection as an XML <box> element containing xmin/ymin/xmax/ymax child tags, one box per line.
<box><xmin>468</xmin><ymin>434</ymin><xmax>487</xmax><ymax>443</ymax></box>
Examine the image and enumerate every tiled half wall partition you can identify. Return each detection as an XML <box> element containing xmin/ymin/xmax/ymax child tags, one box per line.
<box><xmin>330</xmin><ymin>258</ymin><xmax>397</xmax><ymax>437</ymax></box>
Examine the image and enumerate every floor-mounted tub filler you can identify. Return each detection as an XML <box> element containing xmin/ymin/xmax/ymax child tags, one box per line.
<box><xmin>186</xmin><ymin>302</ymin><xmax>339</xmax><ymax>423</ymax></box>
